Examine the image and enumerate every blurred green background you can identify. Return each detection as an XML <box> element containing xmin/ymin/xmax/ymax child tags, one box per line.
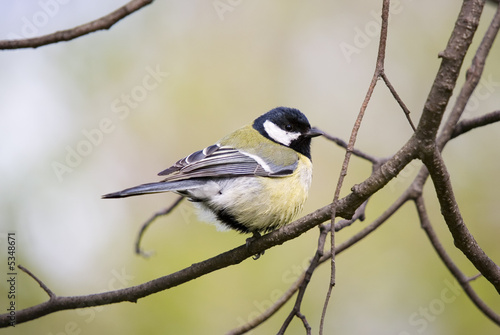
<box><xmin>1</xmin><ymin>1</ymin><xmax>499</xmax><ymax>334</ymax></box>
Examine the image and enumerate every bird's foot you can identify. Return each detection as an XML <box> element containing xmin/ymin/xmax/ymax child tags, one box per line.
<box><xmin>246</xmin><ymin>232</ymin><xmax>265</xmax><ymax>260</ymax></box>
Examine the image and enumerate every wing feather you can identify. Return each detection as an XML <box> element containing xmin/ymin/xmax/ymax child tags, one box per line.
<box><xmin>157</xmin><ymin>144</ymin><xmax>297</xmax><ymax>182</ymax></box>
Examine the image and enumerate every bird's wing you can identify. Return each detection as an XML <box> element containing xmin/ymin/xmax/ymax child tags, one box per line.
<box><xmin>157</xmin><ymin>144</ymin><xmax>297</xmax><ymax>181</ymax></box>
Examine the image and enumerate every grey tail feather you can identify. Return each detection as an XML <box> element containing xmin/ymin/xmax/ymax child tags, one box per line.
<box><xmin>102</xmin><ymin>180</ymin><xmax>202</xmax><ymax>199</ymax></box>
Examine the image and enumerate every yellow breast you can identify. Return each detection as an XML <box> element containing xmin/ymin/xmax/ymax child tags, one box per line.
<box><xmin>235</xmin><ymin>154</ymin><xmax>313</xmax><ymax>232</ymax></box>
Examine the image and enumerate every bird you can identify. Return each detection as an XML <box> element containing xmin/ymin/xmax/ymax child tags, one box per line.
<box><xmin>102</xmin><ymin>106</ymin><xmax>322</xmax><ymax>237</ymax></box>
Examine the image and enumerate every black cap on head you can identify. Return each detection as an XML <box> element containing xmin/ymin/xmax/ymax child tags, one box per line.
<box><xmin>253</xmin><ymin>107</ymin><xmax>321</xmax><ymax>159</ymax></box>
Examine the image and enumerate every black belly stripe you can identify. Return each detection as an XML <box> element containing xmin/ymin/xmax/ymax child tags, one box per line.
<box><xmin>214</xmin><ymin>208</ymin><xmax>251</xmax><ymax>234</ymax></box>
<box><xmin>214</xmin><ymin>208</ymin><xmax>281</xmax><ymax>234</ymax></box>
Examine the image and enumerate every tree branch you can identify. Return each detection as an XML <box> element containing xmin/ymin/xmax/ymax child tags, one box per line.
<box><xmin>414</xmin><ymin>196</ymin><xmax>500</xmax><ymax>326</ymax></box>
<box><xmin>322</xmin><ymin>2</ymin><xmax>392</xmax><ymax>329</ymax></box>
<box><xmin>451</xmin><ymin>110</ymin><xmax>500</xmax><ymax>138</ymax></box>
<box><xmin>418</xmin><ymin>0</ymin><xmax>500</xmax><ymax>293</ymax></box>
<box><xmin>380</xmin><ymin>72</ymin><xmax>417</xmax><ymax>131</ymax></box>
<box><xmin>0</xmin><ymin>0</ymin><xmax>153</xmax><ymax>50</ymax></box>
<box><xmin>416</xmin><ymin>0</ymin><xmax>486</xmax><ymax>144</ymax></box>
<box><xmin>279</xmin><ymin>225</ymin><xmax>328</xmax><ymax>334</ymax></box>
<box><xmin>423</xmin><ymin>148</ymin><xmax>500</xmax><ymax>293</ymax></box>
<box><xmin>438</xmin><ymin>1</ymin><xmax>500</xmax><ymax>148</ymax></box>
<box><xmin>319</xmin><ymin>131</ymin><xmax>380</xmax><ymax>164</ymax></box>
<box><xmin>18</xmin><ymin>265</ymin><xmax>56</xmax><ymax>300</ymax></box>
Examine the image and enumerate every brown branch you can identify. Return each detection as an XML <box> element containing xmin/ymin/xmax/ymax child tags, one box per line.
<box><xmin>0</xmin><ymin>0</ymin><xmax>153</xmax><ymax>50</ymax></box>
<box><xmin>414</xmin><ymin>196</ymin><xmax>500</xmax><ymax>326</ymax></box>
<box><xmin>380</xmin><ymin>72</ymin><xmax>417</xmax><ymax>131</ymax></box>
<box><xmin>278</xmin><ymin>225</ymin><xmax>328</xmax><ymax>334</ymax></box>
<box><xmin>334</xmin><ymin>200</ymin><xmax>368</xmax><ymax>232</ymax></box>
<box><xmin>416</xmin><ymin>0</ymin><xmax>486</xmax><ymax>144</ymax></box>
<box><xmin>418</xmin><ymin>1</ymin><xmax>500</xmax><ymax>293</ymax></box>
<box><xmin>451</xmin><ymin>110</ymin><xmax>500</xmax><ymax>138</ymax></box>
<box><xmin>423</xmin><ymin>147</ymin><xmax>500</xmax><ymax>293</ymax></box>
<box><xmin>319</xmin><ymin>131</ymin><xmax>381</xmax><ymax>164</ymax></box>
<box><xmin>18</xmin><ymin>265</ymin><xmax>56</xmax><ymax>300</ymax></box>
<box><xmin>437</xmin><ymin>1</ymin><xmax>500</xmax><ymax>148</ymax></box>
<box><xmin>321</xmin><ymin>1</ymin><xmax>392</xmax><ymax>331</ymax></box>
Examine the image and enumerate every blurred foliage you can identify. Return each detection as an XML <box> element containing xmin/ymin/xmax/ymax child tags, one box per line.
<box><xmin>0</xmin><ymin>1</ymin><xmax>499</xmax><ymax>334</ymax></box>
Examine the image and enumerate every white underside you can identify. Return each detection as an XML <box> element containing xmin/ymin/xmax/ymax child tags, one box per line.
<box><xmin>184</xmin><ymin>158</ymin><xmax>313</xmax><ymax>232</ymax></box>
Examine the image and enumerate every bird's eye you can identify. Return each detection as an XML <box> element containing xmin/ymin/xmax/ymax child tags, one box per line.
<box><xmin>285</xmin><ymin>124</ymin><xmax>293</xmax><ymax>131</ymax></box>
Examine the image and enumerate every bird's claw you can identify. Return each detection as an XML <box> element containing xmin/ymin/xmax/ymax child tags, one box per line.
<box><xmin>246</xmin><ymin>232</ymin><xmax>265</xmax><ymax>260</ymax></box>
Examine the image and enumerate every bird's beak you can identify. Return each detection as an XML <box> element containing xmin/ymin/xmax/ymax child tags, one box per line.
<box><xmin>305</xmin><ymin>127</ymin><xmax>324</xmax><ymax>138</ymax></box>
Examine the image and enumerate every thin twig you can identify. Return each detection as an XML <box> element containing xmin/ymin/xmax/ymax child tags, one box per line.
<box><xmin>380</xmin><ymin>72</ymin><xmax>417</xmax><ymax>131</ymax></box>
<box><xmin>319</xmin><ymin>131</ymin><xmax>380</xmax><ymax>164</ymax></box>
<box><xmin>279</xmin><ymin>225</ymin><xmax>328</xmax><ymax>334</ymax></box>
<box><xmin>334</xmin><ymin>199</ymin><xmax>368</xmax><ymax>232</ymax></box>
<box><xmin>135</xmin><ymin>196</ymin><xmax>184</xmax><ymax>257</ymax></box>
<box><xmin>321</xmin><ymin>0</ymin><xmax>392</xmax><ymax>333</ymax></box>
<box><xmin>451</xmin><ymin>110</ymin><xmax>500</xmax><ymax>139</ymax></box>
<box><xmin>467</xmin><ymin>273</ymin><xmax>483</xmax><ymax>282</ymax></box>
<box><xmin>0</xmin><ymin>0</ymin><xmax>154</xmax><ymax>50</ymax></box>
<box><xmin>296</xmin><ymin>312</ymin><xmax>312</xmax><ymax>335</ymax></box>
<box><xmin>18</xmin><ymin>265</ymin><xmax>56</xmax><ymax>300</ymax></box>
<box><xmin>335</xmin><ymin>187</ymin><xmax>414</xmax><ymax>257</ymax></box>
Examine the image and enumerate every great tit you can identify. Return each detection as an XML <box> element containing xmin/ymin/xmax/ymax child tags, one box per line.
<box><xmin>103</xmin><ymin>106</ymin><xmax>322</xmax><ymax>235</ymax></box>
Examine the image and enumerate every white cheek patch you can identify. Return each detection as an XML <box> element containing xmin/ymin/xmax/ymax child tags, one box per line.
<box><xmin>263</xmin><ymin>120</ymin><xmax>301</xmax><ymax>146</ymax></box>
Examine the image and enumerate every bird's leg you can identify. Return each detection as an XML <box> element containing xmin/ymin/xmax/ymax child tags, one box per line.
<box><xmin>246</xmin><ymin>231</ymin><xmax>265</xmax><ymax>260</ymax></box>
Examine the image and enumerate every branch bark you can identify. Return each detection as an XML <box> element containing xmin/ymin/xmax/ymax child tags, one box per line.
<box><xmin>418</xmin><ymin>0</ymin><xmax>500</xmax><ymax>294</ymax></box>
<box><xmin>423</xmin><ymin>148</ymin><xmax>500</xmax><ymax>293</ymax></box>
<box><xmin>0</xmin><ymin>0</ymin><xmax>153</xmax><ymax>50</ymax></box>
<box><xmin>415</xmin><ymin>196</ymin><xmax>500</xmax><ymax>326</ymax></box>
<box><xmin>451</xmin><ymin>110</ymin><xmax>500</xmax><ymax>138</ymax></box>
<box><xmin>416</xmin><ymin>0</ymin><xmax>486</xmax><ymax>144</ymax></box>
